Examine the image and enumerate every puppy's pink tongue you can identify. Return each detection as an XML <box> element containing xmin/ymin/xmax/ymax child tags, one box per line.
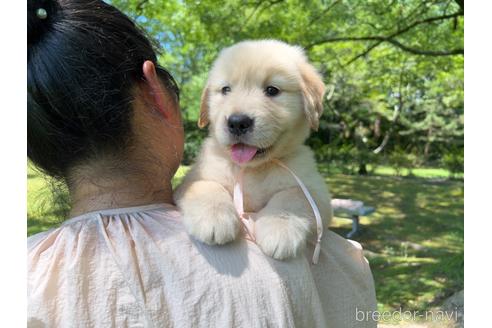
<box><xmin>231</xmin><ymin>144</ymin><xmax>258</xmax><ymax>164</ymax></box>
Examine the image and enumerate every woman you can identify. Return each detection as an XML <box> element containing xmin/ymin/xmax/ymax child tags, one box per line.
<box><xmin>27</xmin><ymin>0</ymin><xmax>377</xmax><ymax>327</ymax></box>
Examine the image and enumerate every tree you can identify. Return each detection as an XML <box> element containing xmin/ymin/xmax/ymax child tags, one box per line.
<box><xmin>112</xmin><ymin>0</ymin><xmax>464</xmax><ymax>168</ymax></box>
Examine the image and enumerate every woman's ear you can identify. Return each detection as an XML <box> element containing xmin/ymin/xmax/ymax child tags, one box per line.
<box><xmin>299</xmin><ymin>62</ymin><xmax>325</xmax><ymax>131</ymax></box>
<box><xmin>198</xmin><ymin>86</ymin><xmax>210</xmax><ymax>128</ymax></box>
<box><xmin>142</xmin><ymin>60</ymin><xmax>169</xmax><ymax>119</ymax></box>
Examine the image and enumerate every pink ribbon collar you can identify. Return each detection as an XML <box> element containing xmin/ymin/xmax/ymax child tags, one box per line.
<box><xmin>233</xmin><ymin>159</ymin><xmax>323</xmax><ymax>264</ymax></box>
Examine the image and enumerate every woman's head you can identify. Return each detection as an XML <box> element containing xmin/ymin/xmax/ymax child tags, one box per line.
<box><xmin>28</xmin><ymin>0</ymin><xmax>183</xmax><ymax>183</ymax></box>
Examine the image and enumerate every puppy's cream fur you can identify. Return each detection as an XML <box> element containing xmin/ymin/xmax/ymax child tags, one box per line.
<box><xmin>175</xmin><ymin>40</ymin><xmax>332</xmax><ymax>260</ymax></box>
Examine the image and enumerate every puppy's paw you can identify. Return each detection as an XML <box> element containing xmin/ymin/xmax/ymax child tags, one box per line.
<box><xmin>255</xmin><ymin>214</ymin><xmax>311</xmax><ymax>260</ymax></box>
<box><xmin>182</xmin><ymin>201</ymin><xmax>240</xmax><ymax>245</ymax></box>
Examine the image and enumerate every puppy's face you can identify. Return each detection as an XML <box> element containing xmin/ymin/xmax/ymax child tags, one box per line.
<box><xmin>199</xmin><ymin>40</ymin><xmax>325</xmax><ymax>167</ymax></box>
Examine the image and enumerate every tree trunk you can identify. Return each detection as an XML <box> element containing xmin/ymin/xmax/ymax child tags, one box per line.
<box><xmin>358</xmin><ymin>163</ymin><xmax>368</xmax><ymax>175</ymax></box>
<box><xmin>424</xmin><ymin>127</ymin><xmax>433</xmax><ymax>159</ymax></box>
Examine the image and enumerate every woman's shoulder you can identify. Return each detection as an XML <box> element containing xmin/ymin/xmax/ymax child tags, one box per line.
<box><xmin>305</xmin><ymin>230</ymin><xmax>377</xmax><ymax>327</ymax></box>
<box><xmin>27</xmin><ymin>206</ymin><xmax>376</xmax><ymax>327</ymax></box>
<box><xmin>27</xmin><ymin>203</ymin><xmax>184</xmax><ymax>254</ymax></box>
<box><xmin>27</xmin><ymin>204</ymin><xmax>185</xmax><ymax>326</ymax></box>
<box><xmin>309</xmin><ymin>229</ymin><xmax>374</xmax><ymax>285</ymax></box>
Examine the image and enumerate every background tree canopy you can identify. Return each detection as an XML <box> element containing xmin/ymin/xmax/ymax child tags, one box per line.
<box><xmin>111</xmin><ymin>0</ymin><xmax>464</xmax><ymax>173</ymax></box>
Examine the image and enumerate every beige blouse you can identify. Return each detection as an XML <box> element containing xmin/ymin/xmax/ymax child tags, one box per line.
<box><xmin>27</xmin><ymin>203</ymin><xmax>377</xmax><ymax>327</ymax></box>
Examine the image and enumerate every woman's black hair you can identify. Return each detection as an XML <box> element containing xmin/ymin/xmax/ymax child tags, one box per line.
<box><xmin>28</xmin><ymin>0</ymin><xmax>179</xmax><ymax>179</ymax></box>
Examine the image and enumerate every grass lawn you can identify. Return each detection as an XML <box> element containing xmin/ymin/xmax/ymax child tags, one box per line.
<box><xmin>369</xmin><ymin>165</ymin><xmax>464</xmax><ymax>179</ymax></box>
<box><xmin>27</xmin><ymin>165</ymin><xmax>69</xmax><ymax>236</ymax></box>
<box><xmin>325</xmin><ymin>173</ymin><xmax>464</xmax><ymax>313</ymax></box>
<box><xmin>27</xmin><ymin>163</ymin><xmax>464</xmax><ymax>323</ymax></box>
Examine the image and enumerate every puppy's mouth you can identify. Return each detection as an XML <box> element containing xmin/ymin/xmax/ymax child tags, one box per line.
<box><xmin>230</xmin><ymin>143</ymin><xmax>271</xmax><ymax>164</ymax></box>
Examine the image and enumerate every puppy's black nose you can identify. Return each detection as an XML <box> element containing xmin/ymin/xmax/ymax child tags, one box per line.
<box><xmin>227</xmin><ymin>114</ymin><xmax>254</xmax><ymax>136</ymax></box>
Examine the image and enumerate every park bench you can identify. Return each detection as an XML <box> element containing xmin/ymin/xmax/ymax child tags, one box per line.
<box><xmin>331</xmin><ymin>199</ymin><xmax>375</xmax><ymax>239</ymax></box>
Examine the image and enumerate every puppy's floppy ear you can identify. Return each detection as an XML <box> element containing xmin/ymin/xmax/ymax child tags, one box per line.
<box><xmin>299</xmin><ymin>62</ymin><xmax>325</xmax><ymax>131</ymax></box>
<box><xmin>198</xmin><ymin>86</ymin><xmax>210</xmax><ymax>128</ymax></box>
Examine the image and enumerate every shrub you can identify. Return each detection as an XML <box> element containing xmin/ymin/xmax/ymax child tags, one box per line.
<box><xmin>389</xmin><ymin>148</ymin><xmax>415</xmax><ymax>176</ymax></box>
<box><xmin>182</xmin><ymin>120</ymin><xmax>207</xmax><ymax>165</ymax></box>
<box><xmin>442</xmin><ymin>150</ymin><xmax>464</xmax><ymax>178</ymax></box>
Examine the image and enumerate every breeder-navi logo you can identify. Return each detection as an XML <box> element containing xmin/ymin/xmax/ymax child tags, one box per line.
<box><xmin>355</xmin><ymin>307</ymin><xmax>461</xmax><ymax>323</ymax></box>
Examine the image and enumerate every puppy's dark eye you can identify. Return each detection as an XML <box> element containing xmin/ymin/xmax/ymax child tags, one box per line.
<box><xmin>221</xmin><ymin>86</ymin><xmax>231</xmax><ymax>95</ymax></box>
<box><xmin>265</xmin><ymin>86</ymin><xmax>280</xmax><ymax>97</ymax></box>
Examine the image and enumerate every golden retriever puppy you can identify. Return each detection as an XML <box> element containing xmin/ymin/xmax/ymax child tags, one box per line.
<box><xmin>175</xmin><ymin>40</ymin><xmax>332</xmax><ymax>260</ymax></box>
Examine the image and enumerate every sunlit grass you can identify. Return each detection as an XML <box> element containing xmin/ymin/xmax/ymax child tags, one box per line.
<box><xmin>27</xmin><ymin>163</ymin><xmax>463</xmax><ymax>317</ymax></box>
<box><xmin>368</xmin><ymin>165</ymin><xmax>464</xmax><ymax>179</ymax></box>
<box><xmin>327</xmin><ymin>173</ymin><xmax>463</xmax><ymax>315</ymax></box>
<box><xmin>27</xmin><ymin>164</ymin><xmax>68</xmax><ymax>235</ymax></box>
<box><xmin>172</xmin><ymin>165</ymin><xmax>189</xmax><ymax>187</ymax></box>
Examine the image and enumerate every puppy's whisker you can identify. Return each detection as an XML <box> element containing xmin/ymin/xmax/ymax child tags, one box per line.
<box><xmin>177</xmin><ymin>40</ymin><xmax>332</xmax><ymax>263</ymax></box>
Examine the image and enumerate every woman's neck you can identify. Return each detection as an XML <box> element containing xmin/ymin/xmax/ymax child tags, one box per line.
<box><xmin>68</xmin><ymin>160</ymin><xmax>174</xmax><ymax>217</ymax></box>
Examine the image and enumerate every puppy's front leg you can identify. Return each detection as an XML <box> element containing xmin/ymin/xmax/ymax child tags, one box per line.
<box><xmin>255</xmin><ymin>188</ymin><xmax>314</xmax><ymax>260</ymax></box>
<box><xmin>176</xmin><ymin>181</ymin><xmax>240</xmax><ymax>245</ymax></box>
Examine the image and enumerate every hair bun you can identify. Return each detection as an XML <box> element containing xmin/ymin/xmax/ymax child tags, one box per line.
<box><xmin>28</xmin><ymin>0</ymin><xmax>58</xmax><ymax>45</ymax></box>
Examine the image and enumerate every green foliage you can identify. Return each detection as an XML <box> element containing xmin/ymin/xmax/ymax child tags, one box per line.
<box><xmin>27</xmin><ymin>164</ymin><xmax>70</xmax><ymax>235</ymax></box>
<box><xmin>182</xmin><ymin>120</ymin><xmax>207</xmax><ymax>165</ymax></box>
<box><xmin>388</xmin><ymin>147</ymin><xmax>416</xmax><ymax>176</ymax></box>
<box><xmin>442</xmin><ymin>148</ymin><xmax>464</xmax><ymax>178</ymax></box>
<box><xmin>111</xmin><ymin>0</ymin><xmax>463</xmax><ymax>166</ymax></box>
